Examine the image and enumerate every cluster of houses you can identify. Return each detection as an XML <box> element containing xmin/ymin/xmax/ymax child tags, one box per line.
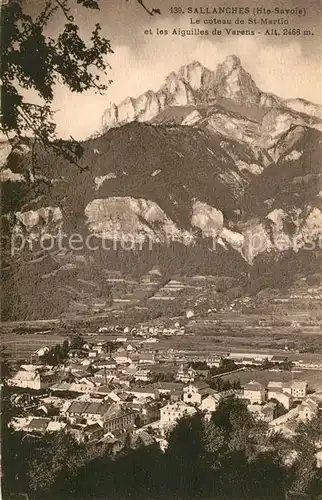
<box><xmin>6</xmin><ymin>338</ymin><xmax>322</xmax><ymax>453</ymax></box>
<box><xmin>98</xmin><ymin>321</ymin><xmax>186</xmax><ymax>338</ymax></box>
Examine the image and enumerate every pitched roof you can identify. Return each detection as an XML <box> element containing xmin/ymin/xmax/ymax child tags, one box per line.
<box><xmin>152</xmin><ymin>382</ymin><xmax>184</xmax><ymax>390</ymax></box>
<box><xmin>199</xmin><ymin>387</ymin><xmax>217</xmax><ymax>396</ymax></box>
<box><xmin>299</xmin><ymin>400</ymin><xmax>318</xmax><ymax>412</ymax></box>
<box><xmin>130</xmin><ymin>387</ymin><xmax>156</xmax><ymax>394</ymax></box>
<box><xmin>131</xmin><ymin>430</ymin><xmax>154</xmax><ymax>447</ymax></box>
<box><xmin>66</xmin><ymin>401</ymin><xmax>110</xmax><ymax>415</ymax></box>
<box><xmin>192</xmin><ymin>381</ymin><xmax>209</xmax><ymax>390</ymax></box>
<box><xmin>244</xmin><ymin>381</ymin><xmax>264</xmax><ymax>390</ymax></box>
<box><xmin>84</xmin><ymin>423</ymin><xmax>103</xmax><ymax>432</ymax></box>
<box><xmin>12</xmin><ymin>370</ymin><xmax>39</xmax><ymax>381</ymax></box>
<box><xmin>25</xmin><ymin>418</ymin><xmax>50</xmax><ymax>431</ymax></box>
<box><xmin>47</xmin><ymin>421</ymin><xmax>67</xmax><ymax>432</ymax></box>
<box><xmin>267</xmin><ymin>381</ymin><xmax>283</xmax><ymax>389</ymax></box>
<box><xmin>139</xmin><ymin>353</ymin><xmax>155</xmax><ymax>360</ymax></box>
<box><xmin>291</xmin><ymin>381</ymin><xmax>308</xmax><ymax>390</ymax></box>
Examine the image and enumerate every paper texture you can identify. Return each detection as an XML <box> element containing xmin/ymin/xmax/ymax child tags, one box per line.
<box><xmin>1</xmin><ymin>1</ymin><xmax>322</xmax><ymax>499</ymax></box>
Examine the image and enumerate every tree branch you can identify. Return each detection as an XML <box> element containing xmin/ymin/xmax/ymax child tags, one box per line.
<box><xmin>126</xmin><ymin>0</ymin><xmax>161</xmax><ymax>16</ymax></box>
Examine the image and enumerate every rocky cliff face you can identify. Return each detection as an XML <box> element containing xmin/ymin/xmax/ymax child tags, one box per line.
<box><xmin>100</xmin><ymin>55</ymin><xmax>321</xmax><ymax>133</ymax></box>
<box><xmin>2</xmin><ymin>55</ymin><xmax>322</xmax><ymax>320</ymax></box>
<box><xmin>101</xmin><ymin>56</ymin><xmax>266</xmax><ymax>131</ymax></box>
<box><xmin>214</xmin><ymin>54</ymin><xmax>261</xmax><ymax>105</ymax></box>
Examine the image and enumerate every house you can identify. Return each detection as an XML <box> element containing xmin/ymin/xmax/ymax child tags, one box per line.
<box><xmin>243</xmin><ymin>381</ymin><xmax>265</xmax><ymax>404</ymax></box>
<box><xmin>36</xmin><ymin>346</ymin><xmax>50</xmax><ymax>357</ymax></box>
<box><xmin>126</xmin><ymin>386</ymin><xmax>157</xmax><ymax>400</ymax></box>
<box><xmin>126</xmin><ymin>344</ymin><xmax>137</xmax><ymax>352</ymax></box>
<box><xmin>83</xmin><ymin>422</ymin><xmax>104</xmax><ymax>442</ymax></box>
<box><xmin>134</xmin><ymin>369</ymin><xmax>151</xmax><ymax>382</ymax></box>
<box><xmin>77</xmin><ymin>377</ymin><xmax>97</xmax><ymax>390</ymax></box>
<box><xmin>20</xmin><ymin>364</ymin><xmax>43</xmax><ymax>372</ymax></box>
<box><xmin>248</xmin><ymin>403</ymin><xmax>275</xmax><ymax>422</ymax></box>
<box><xmin>9</xmin><ymin>370</ymin><xmax>56</xmax><ymax>390</ymax></box>
<box><xmin>298</xmin><ymin>398</ymin><xmax>319</xmax><ymax>422</ymax></box>
<box><xmin>93</xmin><ymin>368</ymin><xmax>114</xmax><ymax>383</ymax></box>
<box><xmin>120</xmin><ymin>365</ymin><xmax>137</xmax><ymax>377</ymax></box>
<box><xmin>186</xmin><ymin>309</ymin><xmax>194</xmax><ymax>319</ymax></box>
<box><xmin>130</xmin><ymin>430</ymin><xmax>155</xmax><ymax>448</ymax></box>
<box><xmin>267</xmin><ymin>383</ymin><xmax>293</xmax><ymax>410</ymax></box>
<box><xmin>160</xmin><ymin>402</ymin><xmax>196</xmax><ymax>429</ymax></box>
<box><xmin>229</xmin><ymin>353</ymin><xmax>273</xmax><ymax>364</ymax></box>
<box><xmin>69</xmin><ymin>364</ymin><xmax>88</xmax><ymax>374</ymax></box>
<box><xmin>65</xmin><ymin>401</ymin><xmax>111</xmax><ymax>424</ymax></box>
<box><xmin>170</xmin><ymin>389</ymin><xmax>184</xmax><ymax>402</ymax></box>
<box><xmin>183</xmin><ymin>381</ymin><xmax>210</xmax><ymax>406</ymax></box>
<box><xmin>103</xmin><ymin>403</ymin><xmax>135</xmax><ymax>435</ymax></box>
<box><xmin>151</xmin><ymin>382</ymin><xmax>184</xmax><ymax>396</ymax></box>
<box><xmin>271</xmin><ymin>355</ymin><xmax>289</xmax><ymax>365</ymax></box>
<box><xmin>73</xmin><ymin>369</ymin><xmax>91</xmax><ymax>380</ymax></box>
<box><xmin>290</xmin><ymin>381</ymin><xmax>308</xmax><ymax>400</ymax></box>
<box><xmin>47</xmin><ymin>421</ymin><xmax>67</xmax><ymax>432</ymax></box>
<box><xmin>24</xmin><ymin>418</ymin><xmax>50</xmax><ymax>434</ymax></box>
<box><xmin>316</xmin><ymin>450</ymin><xmax>322</xmax><ymax>468</ymax></box>
<box><xmin>114</xmin><ymin>350</ymin><xmax>130</xmax><ymax>365</ymax></box>
<box><xmin>139</xmin><ymin>353</ymin><xmax>155</xmax><ymax>364</ymax></box>
<box><xmin>267</xmin><ymin>380</ymin><xmax>307</xmax><ymax>401</ymax></box>
<box><xmin>142</xmin><ymin>337</ymin><xmax>159</xmax><ymax>344</ymax></box>
<box><xmin>132</xmin><ymin>399</ymin><xmax>161</xmax><ymax>425</ymax></box>
<box><xmin>267</xmin><ymin>388</ymin><xmax>293</xmax><ymax>410</ymax></box>
<box><xmin>206</xmin><ymin>356</ymin><xmax>224</xmax><ymax>368</ymax></box>
<box><xmin>199</xmin><ymin>393</ymin><xmax>222</xmax><ymax>413</ymax></box>
<box><xmin>67</xmin><ymin>422</ymin><xmax>104</xmax><ymax>443</ymax></box>
<box><xmin>115</xmin><ymin>374</ymin><xmax>132</xmax><ymax>388</ymax></box>
<box><xmin>176</xmin><ymin>364</ymin><xmax>196</xmax><ymax>383</ymax></box>
<box><xmin>92</xmin><ymin>359</ymin><xmax>117</xmax><ymax>370</ymax></box>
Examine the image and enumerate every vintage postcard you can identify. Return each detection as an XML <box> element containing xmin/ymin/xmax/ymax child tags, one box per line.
<box><xmin>1</xmin><ymin>0</ymin><xmax>322</xmax><ymax>499</ymax></box>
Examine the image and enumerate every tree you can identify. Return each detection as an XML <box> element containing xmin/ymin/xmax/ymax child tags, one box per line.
<box><xmin>288</xmin><ymin>417</ymin><xmax>322</xmax><ymax>497</ymax></box>
<box><xmin>69</xmin><ymin>333</ymin><xmax>84</xmax><ymax>350</ymax></box>
<box><xmin>270</xmin><ymin>398</ymin><xmax>287</xmax><ymax>418</ymax></box>
<box><xmin>151</xmin><ymin>371</ymin><xmax>175</xmax><ymax>383</ymax></box>
<box><xmin>165</xmin><ymin>413</ymin><xmax>210</xmax><ymax>496</ymax></box>
<box><xmin>27</xmin><ymin>432</ymin><xmax>88</xmax><ymax>495</ymax></box>
<box><xmin>1</xmin><ymin>0</ymin><xmax>160</xmax><ymax>169</ymax></box>
<box><xmin>0</xmin><ymin>346</ymin><xmax>13</xmax><ymax>383</ymax></box>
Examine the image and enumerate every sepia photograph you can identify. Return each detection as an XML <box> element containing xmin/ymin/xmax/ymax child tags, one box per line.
<box><xmin>1</xmin><ymin>0</ymin><xmax>322</xmax><ymax>498</ymax></box>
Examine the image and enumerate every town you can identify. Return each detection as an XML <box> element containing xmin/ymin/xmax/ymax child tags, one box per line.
<box><xmin>5</xmin><ymin>330</ymin><xmax>322</xmax><ymax>458</ymax></box>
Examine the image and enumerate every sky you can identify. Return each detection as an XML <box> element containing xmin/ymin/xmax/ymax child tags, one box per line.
<box><xmin>24</xmin><ymin>0</ymin><xmax>322</xmax><ymax>139</ymax></box>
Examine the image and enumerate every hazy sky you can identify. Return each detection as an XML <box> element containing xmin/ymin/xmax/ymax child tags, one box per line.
<box><xmin>25</xmin><ymin>0</ymin><xmax>322</xmax><ymax>139</ymax></box>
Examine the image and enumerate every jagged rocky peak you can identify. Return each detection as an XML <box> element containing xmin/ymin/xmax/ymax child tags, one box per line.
<box><xmin>100</xmin><ymin>55</ymin><xmax>263</xmax><ymax>131</ymax></box>
<box><xmin>177</xmin><ymin>60</ymin><xmax>215</xmax><ymax>90</ymax></box>
<box><xmin>214</xmin><ymin>54</ymin><xmax>261</xmax><ymax>105</ymax></box>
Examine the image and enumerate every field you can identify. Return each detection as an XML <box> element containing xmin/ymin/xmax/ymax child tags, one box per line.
<box><xmin>1</xmin><ymin>334</ymin><xmax>67</xmax><ymax>361</ymax></box>
<box><xmin>1</xmin><ymin>308</ymin><xmax>322</xmax><ymax>364</ymax></box>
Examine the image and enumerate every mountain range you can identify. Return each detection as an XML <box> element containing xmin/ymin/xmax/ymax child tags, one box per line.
<box><xmin>1</xmin><ymin>55</ymin><xmax>322</xmax><ymax>321</ymax></box>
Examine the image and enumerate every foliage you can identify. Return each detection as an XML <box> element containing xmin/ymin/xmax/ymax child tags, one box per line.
<box><xmin>42</xmin><ymin>341</ymin><xmax>69</xmax><ymax>365</ymax></box>
<box><xmin>0</xmin><ymin>346</ymin><xmax>13</xmax><ymax>383</ymax></box>
<box><xmin>1</xmin><ymin>0</ymin><xmax>113</xmax><ymax>168</ymax></box>
<box><xmin>69</xmin><ymin>333</ymin><xmax>85</xmax><ymax>350</ymax></box>
<box><xmin>207</xmin><ymin>376</ymin><xmax>241</xmax><ymax>392</ymax></box>
<box><xmin>3</xmin><ymin>393</ymin><xmax>322</xmax><ymax>499</ymax></box>
<box><xmin>151</xmin><ymin>371</ymin><xmax>175</xmax><ymax>383</ymax></box>
<box><xmin>290</xmin><ymin>417</ymin><xmax>322</xmax><ymax>496</ymax></box>
<box><xmin>1</xmin><ymin>0</ymin><xmax>160</xmax><ymax>169</ymax></box>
